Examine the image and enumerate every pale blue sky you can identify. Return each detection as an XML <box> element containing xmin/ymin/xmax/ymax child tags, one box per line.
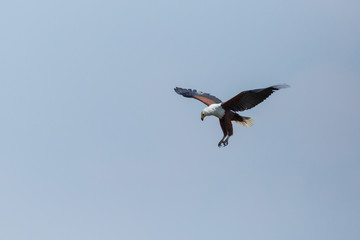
<box><xmin>1</xmin><ymin>1</ymin><xmax>359</xmax><ymax>239</ymax></box>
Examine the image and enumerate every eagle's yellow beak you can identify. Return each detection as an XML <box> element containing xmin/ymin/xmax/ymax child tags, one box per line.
<box><xmin>201</xmin><ymin>113</ymin><xmax>205</xmax><ymax>121</ymax></box>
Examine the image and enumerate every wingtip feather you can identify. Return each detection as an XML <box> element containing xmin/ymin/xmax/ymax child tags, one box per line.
<box><xmin>273</xmin><ymin>84</ymin><xmax>290</xmax><ymax>90</ymax></box>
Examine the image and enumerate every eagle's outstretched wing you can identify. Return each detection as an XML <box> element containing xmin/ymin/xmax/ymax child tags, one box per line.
<box><xmin>221</xmin><ymin>84</ymin><xmax>289</xmax><ymax>111</ymax></box>
<box><xmin>174</xmin><ymin>87</ymin><xmax>222</xmax><ymax>106</ymax></box>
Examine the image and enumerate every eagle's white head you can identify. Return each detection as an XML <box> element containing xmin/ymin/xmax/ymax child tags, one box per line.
<box><xmin>201</xmin><ymin>103</ymin><xmax>225</xmax><ymax>121</ymax></box>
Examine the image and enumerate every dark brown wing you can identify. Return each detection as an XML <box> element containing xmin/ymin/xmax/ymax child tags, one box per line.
<box><xmin>221</xmin><ymin>84</ymin><xmax>289</xmax><ymax>111</ymax></box>
<box><xmin>174</xmin><ymin>87</ymin><xmax>222</xmax><ymax>106</ymax></box>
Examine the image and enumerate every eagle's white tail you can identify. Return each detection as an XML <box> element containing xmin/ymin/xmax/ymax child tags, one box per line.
<box><xmin>234</xmin><ymin>117</ymin><xmax>254</xmax><ymax>127</ymax></box>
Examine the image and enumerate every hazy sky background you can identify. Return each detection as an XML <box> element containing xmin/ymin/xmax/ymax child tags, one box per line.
<box><xmin>1</xmin><ymin>0</ymin><xmax>359</xmax><ymax>239</ymax></box>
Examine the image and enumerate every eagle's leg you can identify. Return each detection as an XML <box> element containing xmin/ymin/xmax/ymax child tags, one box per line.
<box><xmin>218</xmin><ymin>136</ymin><xmax>227</xmax><ymax>147</ymax></box>
<box><xmin>218</xmin><ymin>118</ymin><xmax>227</xmax><ymax>147</ymax></box>
<box><xmin>223</xmin><ymin>136</ymin><xmax>230</xmax><ymax>146</ymax></box>
<box><xmin>222</xmin><ymin>114</ymin><xmax>233</xmax><ymax>147</ymax></box>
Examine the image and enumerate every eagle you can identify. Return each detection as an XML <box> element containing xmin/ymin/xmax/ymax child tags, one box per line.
<box><xmin>174</xmin><ymin>84</ymin><xmax>289</xmax><ymax>147</ymax></box>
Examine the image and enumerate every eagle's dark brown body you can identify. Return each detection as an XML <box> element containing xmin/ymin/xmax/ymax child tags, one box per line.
<box><xmin>219</xmin><ymin>111</ymin><xmax>249</xmax><ymax>147</ymax></box>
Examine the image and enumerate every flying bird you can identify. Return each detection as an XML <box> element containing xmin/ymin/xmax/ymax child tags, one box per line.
<box><xmin>174</xmin><ymin>84</ymin><xmax>289</xmax><ymax>147</ymax></box>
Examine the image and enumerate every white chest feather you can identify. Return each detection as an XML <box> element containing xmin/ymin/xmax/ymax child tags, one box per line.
<box><xmin>203</xmin><ymin>103</ymin><xmax>225</xmax><ymax>119</ymax></box>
